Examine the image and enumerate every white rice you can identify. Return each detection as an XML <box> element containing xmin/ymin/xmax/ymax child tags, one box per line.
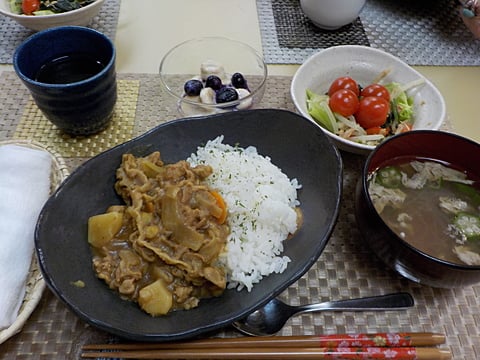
<box><xmin>188</xmin><ymin>136</ymin><xmax>301</xmax><ymax>291</ymax></box>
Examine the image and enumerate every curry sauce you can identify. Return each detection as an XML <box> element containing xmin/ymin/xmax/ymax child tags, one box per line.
<box><xmin>88</xmin><ymin>152</ymin><xmax>230</xmax><ymax>316</ymax></box>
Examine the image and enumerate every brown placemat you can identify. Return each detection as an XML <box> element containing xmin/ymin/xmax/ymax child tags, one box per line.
<box><xmin>0</xmin><ymin>71</ymin><xmax>477</xmax><ymax>359</ymax></box>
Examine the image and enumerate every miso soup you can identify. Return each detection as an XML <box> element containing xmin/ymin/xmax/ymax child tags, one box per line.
<box><xmin>368</xmin><ymin>158</ymin><xmax>480</xmax><ymax>266</ymax></box>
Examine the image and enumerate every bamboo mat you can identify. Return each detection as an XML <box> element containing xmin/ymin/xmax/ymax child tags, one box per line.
<box><xmin>0</xmin><ymin>71</ymin><xmax>478</xmax><ymax>359</ymax></box>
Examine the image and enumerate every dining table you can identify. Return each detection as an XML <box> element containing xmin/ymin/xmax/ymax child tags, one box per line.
<box><xmin>0</xmin><ymin>0</ymin><xmax>480</xmax><ymax>359</ymax></box>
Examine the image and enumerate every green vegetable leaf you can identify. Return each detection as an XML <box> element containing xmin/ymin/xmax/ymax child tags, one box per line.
<box><xmin>51</xmin><ymin>0</ymin><xmax>82</xmax><ymax>12</ymax></box>
<box><xmin>386</xmin><ymin>82</ymin><xmax>415</xmax><ymax>123</ymax></box>
<box><xmin>305</xmin><ymin>89</ymin><xmax>338</xmax><ymax>133</ymax></box>
<box><xmin>9</xmin><ymin>0</ymin><xmax>22</xmax><ymax>14</ymax></box>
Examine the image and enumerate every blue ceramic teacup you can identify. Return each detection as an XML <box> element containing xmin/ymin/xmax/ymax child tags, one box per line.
<box><xmin>13</xmin><ymin>26</ymin><xmax>117</xmax><ymax>136</ymax></box>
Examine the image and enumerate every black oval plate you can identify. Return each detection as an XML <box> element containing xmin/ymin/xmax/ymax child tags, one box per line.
<box><xmin>35</xmin><ymin>109</ymin><xmax>343</xmax><ymax>341</ymax></box>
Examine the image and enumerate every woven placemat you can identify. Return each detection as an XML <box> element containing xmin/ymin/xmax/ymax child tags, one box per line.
<box><xmin>0</xmin><ymin>0</ymin><xmax>121</xmax><ymax>64</ymax></box>
<box><xmin>0</xmin><ymin>72</ymin><xmax>478</xmax><ymax>359</ymax></box>
<box><xmin>257</xmin><ymin>0</ymin><xmax>480</xmax><ymax>66</ymax></box>
<box><xmin>13</xmin><ymin>79</ymin><xmax>139</xmax><ymax>158</ymax></box>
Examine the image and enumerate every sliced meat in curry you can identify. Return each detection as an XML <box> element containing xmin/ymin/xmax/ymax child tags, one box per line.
<box><xmin>87</xmin><ymin>151</ymin><xmax>229</xmax><ymax>316</ymax></box>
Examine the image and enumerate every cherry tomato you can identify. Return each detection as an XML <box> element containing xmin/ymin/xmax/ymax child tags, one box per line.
<box><xmin>361</xmin><ymin>84</ymin><xmax>391</xmax><ymax>102</ymax></box>
<box><xmin>328</xmin><ymin>76</ymin><xmax>360</xmax><ymax>97</ymax></box>
<box><xmin>355</xmin><ymin>96</ymin><xmax>390</xmax><ymax>129</ymax></box>
<box><xmin>22</xmin><ymin>0</ymin><xmax>40</xmax><ymax>15</ymax></box>
<box><xmin>329</xmin><ymin>89</ymin><xmax>360</xmax><ymax>117</ymax></box>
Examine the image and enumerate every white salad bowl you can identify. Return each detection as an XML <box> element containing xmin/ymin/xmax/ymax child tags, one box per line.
<box><xmin>0</xmin><ymin>0</ymin><xmax>105</xmax><ymax>31</ymax></box>
<box><xmin>290</xmin><ymin>45</ymin><xmax>447</xmax><ymax>155</ymax></box>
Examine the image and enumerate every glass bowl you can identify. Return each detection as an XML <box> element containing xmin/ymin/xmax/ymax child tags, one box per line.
<box><xmin>159</xmin><ymin>37</ymin><xmax>267</xmax><ymax>117</ymax></box>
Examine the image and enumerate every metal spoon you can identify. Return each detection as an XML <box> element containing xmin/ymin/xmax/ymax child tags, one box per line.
<box><xmin>233</xmin><ymin>292</ymin><xmax>414</xmax><ymax>336</ymax></box>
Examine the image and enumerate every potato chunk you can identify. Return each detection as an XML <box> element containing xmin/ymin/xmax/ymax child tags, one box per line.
<box><xmin>138</xmin><ymin>279</ymin><xmax>173</xmax><ymax>316</ymax></box>
<box><xmin>88</xmin><ymin>212</ymin><xmax>123</xmax><ymax>248</ymax></box>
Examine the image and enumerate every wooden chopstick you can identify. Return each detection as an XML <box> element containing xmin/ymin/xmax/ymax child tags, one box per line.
<box><xmin>81</xmin><ymin>346</ymin><xmax>451</xmax><ymax>359</ymax></box>
<box><xmin>81</xmin><ymin>333</ymin><xmax>450</xmax><ymax>359</ymax></box>
<box><xmin>82</xmin><ymin>332</ymin><xmax>445</xmax><ymax>350</ymax></box>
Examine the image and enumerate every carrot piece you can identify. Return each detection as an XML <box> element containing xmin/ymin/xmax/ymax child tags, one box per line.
<box><xmin>398</xmin><ymin>122</ymin><xmax>413</xmax><ymax>133</ymax></box>
<box><xmin>366</xmin><ymin>126</ymin><xmax>388</xmax><ymax>136</ymax></box>
<box><xmin>210</xmin><ymin>191</ymin><xmax>228</xmax><ymax>224</ymax></box>
<box><xmin>366</xmin><ymin>126</ymin><xmax>381</xmax><ymax>134</ymax></box>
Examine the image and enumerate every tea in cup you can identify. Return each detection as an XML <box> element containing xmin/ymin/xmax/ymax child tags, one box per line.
<box><xmin>13</xmin><ymin>26</ymin><xmax>117</xmax><ymax>136</ymax></box>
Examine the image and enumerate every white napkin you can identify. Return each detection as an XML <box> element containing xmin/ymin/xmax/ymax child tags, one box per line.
<box><xmin>0</xmin><ymin>145</ymin><xmax>51</xmax><ymax>330</ymax></box>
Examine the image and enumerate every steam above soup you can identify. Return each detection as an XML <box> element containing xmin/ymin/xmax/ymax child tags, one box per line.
<box><xmin>368</xmin><ymin>159</ymin><xmax>480</xmax><ymax>266</ymax></box>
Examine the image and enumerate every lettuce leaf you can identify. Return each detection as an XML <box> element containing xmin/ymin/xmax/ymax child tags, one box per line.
<box><xmin>385</xmin><ymin>79</ymin><xmax>424</xmax><ymax>123</ymax></box>
<box><xmin>305</xmin><ymin>89</ymin><xmax>338</xmax><ymax>133</ymax></box>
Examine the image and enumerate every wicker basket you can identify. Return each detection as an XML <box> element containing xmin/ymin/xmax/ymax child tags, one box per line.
<box><xmin>0</xmin><ymin>139</ymin><xmax>70</xmax><ymax>344</ymax></box>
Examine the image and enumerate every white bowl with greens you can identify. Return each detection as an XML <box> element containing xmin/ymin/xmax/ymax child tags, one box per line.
<box><xmin>290</xmin><ymin>45</ymin><xmax>446</xmax><ymax>155</ymax></box>
<box><xmin>0</xmin><ymin>0</ymin><xmax>104</xmax><ymax>31</ymax></box>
